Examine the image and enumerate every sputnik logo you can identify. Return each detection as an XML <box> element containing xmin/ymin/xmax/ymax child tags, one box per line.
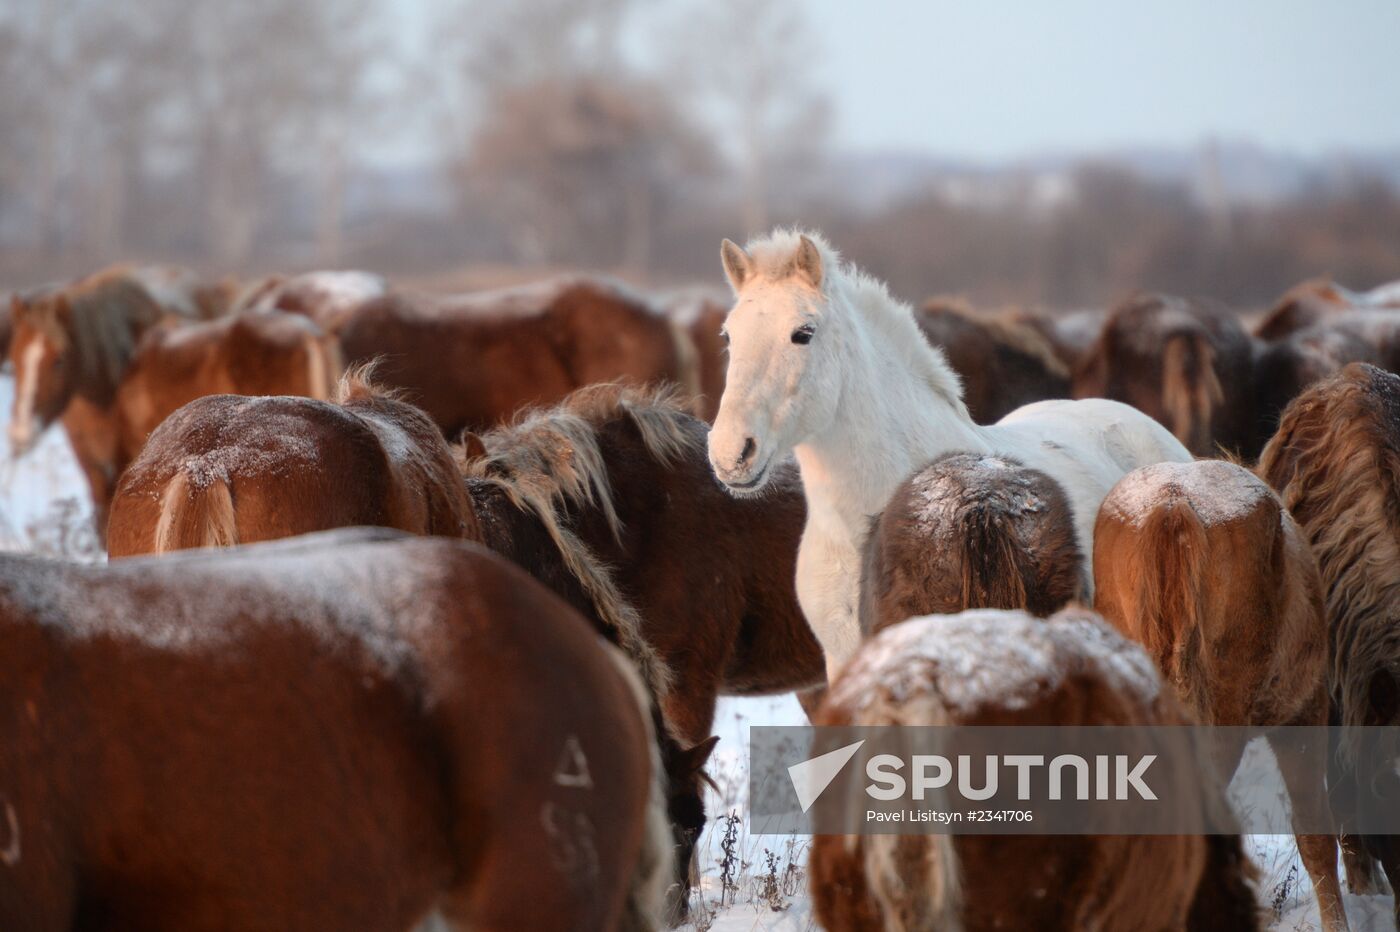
<box><xmin>788</xmin><ymin>739</ymin><xmax>865</xmax><ymax>812</ymax></box>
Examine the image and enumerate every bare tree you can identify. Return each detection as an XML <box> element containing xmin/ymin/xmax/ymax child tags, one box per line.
<box><xmin>469</xmin><ymin>74</ymin><xmax>712</xmax><ymax>272</ymax></box>
<box><xmin>665</xmin><ymin>0</ymin><xmax>830</xmax><ymax>234</ymax></box>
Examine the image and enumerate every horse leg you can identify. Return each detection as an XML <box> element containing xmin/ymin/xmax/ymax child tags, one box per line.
<box><xmin>795</xmin><ymin>520</ymin><xmax>862</xmax><ymax>682</ymax></box>
<box><xmin>661</xmin><ymin>665</ymin><xmax>718</xmax><ymax>748</ymax></box>
<box><xmin>1340</xmin><ymin>835</ymin><xmax>1382</xmax><ymax>894</ymax></box>
<box><xmin>1269</xmin><ymin>730</ymin><xmax>1349</xmax><ymax>932</ymax></box>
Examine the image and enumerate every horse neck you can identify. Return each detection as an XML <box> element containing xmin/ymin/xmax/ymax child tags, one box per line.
<box><xmin>796</xmin><ymin>301</ymin><xmax>988</xmax><ymax>530</ymax></box>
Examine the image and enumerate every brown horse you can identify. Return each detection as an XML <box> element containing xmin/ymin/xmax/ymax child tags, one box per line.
<box><xmin>665</xmin><ymin>291</ymin><xmax>729</xmax><ymax>422</ymax></box>
<box><xmin>1253</xmin><ymin>311</ymin><xmax>1400</xmax><ymax>448</ymax></box>
<box><xmin>457</xmin><ymin>383</ymin><xmax>825</xmax><ymax>745</ymax></box>
<box><xmin>810</xmin><ymin>607</ymin><xmax>1259</xmax><ymax>932</ymax></box>
<box><xmin>7</xmin><ymin>265</ymin><xmax>234</xmax><ymax>535</ymax></box>
<box><xmin>1258</xmin><ymin>362</ymin><xmax>1400</xmax><ymax>914</ymax></box>
<box><xmin>915</xmin><ymin>299</ymin><xmax>1071</xmax><ymax>424</ymax></box>
<box><xmin>1073</xmin><ymin>293</ymin><xmax>1259</xmax><ymax>457</ymax></box>
<box><xmin>859</xmin><ymin>452</ymin><xmax>1084</xmax><ymax>635</ymax></box>
<box><xmin>0</xmin><ymin>529</ymin><xmax>672</xmax><ymax>931</ymax></box>
<box><xmin>232</xmin><ymin>269</ymin><xmax>390</xmax><ymax>333</ymax></box>
<box><xmin>1094</xmin><ymin>459</ymin><xmax>1345</xmax><ymax>931</ymax></box>
<box><xmin>105</xmin><ymin>378</ymin><xmax>789</xmax><ymax>912</ymax></box>
<box><xmin>1255</xmin><ymin>278</ymin><xmax>1372</xmax><ymax>342</ymax></box>
<box><xmin>106</xmin><ymin>365</ymin><xmax>474</xmax><ymax>557</ymax></box>
<box><xmin>1006</xmin><ymin>307</ymin><xmax>1107</xmax><ymax>373</ymax></box>
<box><xmin>335</xmin><ymin>277</ymin><xmax>700</xmax><ymax>438</ymax></box>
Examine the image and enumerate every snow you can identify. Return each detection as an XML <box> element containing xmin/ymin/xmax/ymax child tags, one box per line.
<box><xmin>827</xmin><ymin>609</ymin><xmax>1160</xmax><ymax>716</ymax></box>
<box><xmin>909</xmin><ymin>453</ymin><xmax>1049</xmax><ymax>536</ymax></box>
<box><xmin>1102</xmin><ymin>459</ymin><xmax>1271</xmax><ymax>528</ymax></box>
<box><xmin>0</xmin><ymin>374</ymin><xmax>101</xmax><ymax>560</ymax></box>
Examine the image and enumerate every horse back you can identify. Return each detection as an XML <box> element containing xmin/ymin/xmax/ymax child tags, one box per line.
<box><xmin>108</xmin><ymin>394</ymin><xmax>403</xmax><ymax>556</ymax></box>
<box><xmin>0</xmin><ymin>536</ymin><xmax>653</xmax><ymax>931</ymax></box>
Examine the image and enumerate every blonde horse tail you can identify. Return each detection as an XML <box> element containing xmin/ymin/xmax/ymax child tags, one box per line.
<box><xmin>666</xmin><ymin>316</ymin><xmax>704</xmax><ymax>417</ymax></box>
<box><xmin>853</xmin><ymin>690</ymin><xmax>963</xmax><ymax>931</ymax></box>
<box><xmin>604</xmin><ymin>644</ymin><xmax>677</xmax><ymax>931</ymax></box>
<box><xmin>153</xmin><ymin>471</ymin><xmax>238</xmax><ymax>554</ymax></box>
<box><xmin>1161</xmin><ymin>331</ymin><xmax>1223</xmax><ymax>454</ymax></box>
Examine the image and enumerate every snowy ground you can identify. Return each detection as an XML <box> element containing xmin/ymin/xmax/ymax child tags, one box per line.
<box><xmin>0</xmin><ymin>371</ymin><xmax>1393</xmax><ymax>930</ymax></box>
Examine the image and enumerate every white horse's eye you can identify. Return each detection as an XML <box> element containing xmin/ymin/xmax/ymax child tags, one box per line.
<box><xmin>791</xmin><ymin>325</ymin><xmax>815</xmax><ymax>345</ymax></box>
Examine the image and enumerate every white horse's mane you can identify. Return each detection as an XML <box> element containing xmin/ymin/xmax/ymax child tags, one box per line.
<box><xmin>742</xmin><ymin>228</ymin><xmax>967</xmax><ymax>417</ymax></box>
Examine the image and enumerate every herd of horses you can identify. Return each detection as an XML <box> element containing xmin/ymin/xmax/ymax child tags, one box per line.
<box><xmin>3</xmin><ymin>234</ymin><xmax>1400</xmax><ymax>930</ymax></box>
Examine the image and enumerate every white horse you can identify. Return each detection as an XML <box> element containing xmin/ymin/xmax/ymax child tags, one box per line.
<box><xmin>707</xmin><ymin>230</ymin><xmax>1193</xmax><ymax>679</ymax></box>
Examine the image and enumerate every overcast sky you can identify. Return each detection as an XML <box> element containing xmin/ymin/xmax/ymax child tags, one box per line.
<box><xmin>782</xmin><ymin>0</ymin><xmax>1400</xmax><ymax>158</ymax></box>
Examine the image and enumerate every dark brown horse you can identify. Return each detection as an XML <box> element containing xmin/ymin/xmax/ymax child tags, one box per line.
<box><xmin>335</xmin><ymin>277</ymin><xmax>700</xmax><ymax>438</ymax></box>
<box><xmin>1258</xmin><ymin>362</ymin><xmax>1400</xmax><ymax>916</ymax></box>
<box><xmin>859</xmin><ymin>452</ymin><xmax>1084</xmax><ymax>635</ymax></box>
<box><xmin>7</xmin><ymin>265</ymin><xmax>234</xmax><ymax>536</ymax></box>
<box><xmin>810</xmin><ymin>607</ymin><xmax>1258</xmax><ymax>932</ymax></box>
<box><xmin>915</xmin><ymin>299</ymin><xmax>1071</xmax><ymax>424</ymax></box>
<box><xmin>1095</xmin><ymin>460</ymin><xmax>1345</xmax><ymax>931</ymax></box>
<box><xmin>0</xmin><ymin>529</ymin><xmax>672</xmax><ymax>931</ymax></box>
<box><xmin>457</xmin><ymin>383</ymin><xmax>825</xmax><ymax>745</ymax></box>
<box><xmin>1073</xmin><ymin>293</ymin><xmax>1259</xmax><ymax>457</ymax></box>
<box><xmin>106</xmin><ymin>365</ymin><xmax>473</xmax><ymax>557</ymax></box>
<box><xmin>1253</xmin><ymin>311</ymin><xmax>1400</xmax><ymax>447</ymax></box>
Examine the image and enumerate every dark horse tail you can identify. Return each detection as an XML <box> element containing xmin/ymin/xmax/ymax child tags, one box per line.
<box><xmin>153</xmin><ymin>470</ymin><xmax>238</xmax><ymax>553</ymax></box>
<box><xmin>1161</xmin><ymin>330</ymin><xmax>1224</xmax><ymax>454</ymax></box>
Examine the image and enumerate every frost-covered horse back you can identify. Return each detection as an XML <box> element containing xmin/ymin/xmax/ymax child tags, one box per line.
<box><xmin>707</xmin><ymin>229</ymin><xmax>1192</xmax><ymax>677</ymax></box>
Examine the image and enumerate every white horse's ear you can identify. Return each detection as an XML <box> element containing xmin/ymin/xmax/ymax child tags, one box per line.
<box><xmin>792</xmin><ymin>234</ymin><xmax>823</xmax><ymax>289</ymax></box>
<box><xmin>720</xmin><ymin>239</ymin><xmax>752</xmax><ymax>291</ymax></box>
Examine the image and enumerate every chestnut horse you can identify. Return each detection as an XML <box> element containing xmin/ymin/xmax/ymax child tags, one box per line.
<box><xmin>1258</xmin><ymin>362</ymin><xmax>1400</xmax><ymax>915</ymax></box>
<box><xmin>7</xmin><ymin>265</ymin><xmax>234</xmax><ymax>536</ymax></box>
<box><xmin>457</xmin><ymin>382</ymin><xmax>825</xmax><ymax>745</ymax></box>
<box><xmin>104</xmin><ymin>377</ymin><xmax>777</xmax><ymax>911</ymax></box>
<box><xmin>1094</xmin><ymin>460</ymin><xmax>1345</xmax><ymax>931</ymax></box>
<box><xmin>1073</xmin><ymin>293</ymin><xmax>1259</xmax><ymax>457</ymax></box>
<box><xmin>0</xmin><ymin>529</ymin><xmax>672</xmax><ymax>931</ymax></box>
<box><xmin>1253</xmin><ymin>277</ymin><xmax>1400</xmax><ymax>342</ymax></box>
<box><xmin>810</xmin><ymin>607</ymin><xmax>1258</xmax><ymax>932</ymax></box>
<box><xmin>915</xmin><ymin>299</ymin><xmax>1071</xmax><ymax>424</ymax></box>
<box><xmin>859</xmin><ymin>452</ymin><xmax>1084</xmax><ymax>635</ymax></box>
<box><xmin>107</xmin><ymin>365</ymin><xmax>474</xmax><ymax>557</ymax></box>
<box><xmin>335</xmin><ymin>277</ymin><xmax>700</xmax><ymax>437</ymax></box>
<box><xmin>233</xmin><ymin>269</ymin><xmax>389</xmax><ymax>333</ymax></box>
<box><xmin>665</xmin><ymin>291</ymin><xmax>729</xmax><ymax>422</ymax></box>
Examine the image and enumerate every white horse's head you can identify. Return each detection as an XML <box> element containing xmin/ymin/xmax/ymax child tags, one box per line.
<box><xmin>709</xmin><ymin>231</ymin><xmax>844</xmax><ymax>494</ymax></box>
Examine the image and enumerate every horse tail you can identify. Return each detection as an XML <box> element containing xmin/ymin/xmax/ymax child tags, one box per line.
<box><xmin>961</xmin><ymin>500</ymin><xmax>1032</xmax><ymax>611</ymax></box>
<box><xmin>153</xmin><ymin>470</ymin><xmax>238</xmax><ymax>553</ymax></box>
<box><xmin>303</xmin><ymin>330</ymin><xmax>343</xmax><ymax>401</ymax></box>
<box><xmin>852</xmin><ymin>684</ymin><xmax>963</xmax><ymax>931</ymax></box>
<box><xmin>1132</xmin><ymin>492</ymin><xmax>1213</xmax><ymax>721</ymax></box>
<box><xmin>603</xmin><ymin>644</ymin><xmax>677</xmax><ymax>931</ymax></box>
<box><xmin>1161</xmin><ymin>331</ymin><xmax>1223</xmax><ymax>454</ymax></box>
<box><xmin>665</xmin><ymin>316</ymin><xmax>704</xmax><ymax>417</ymax></box>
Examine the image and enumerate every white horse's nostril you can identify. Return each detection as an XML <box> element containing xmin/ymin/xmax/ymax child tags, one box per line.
<box><xmin>738</xmin><ymin>437</ymin><xmax>756</xmax><ymax>466</ymax></box>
